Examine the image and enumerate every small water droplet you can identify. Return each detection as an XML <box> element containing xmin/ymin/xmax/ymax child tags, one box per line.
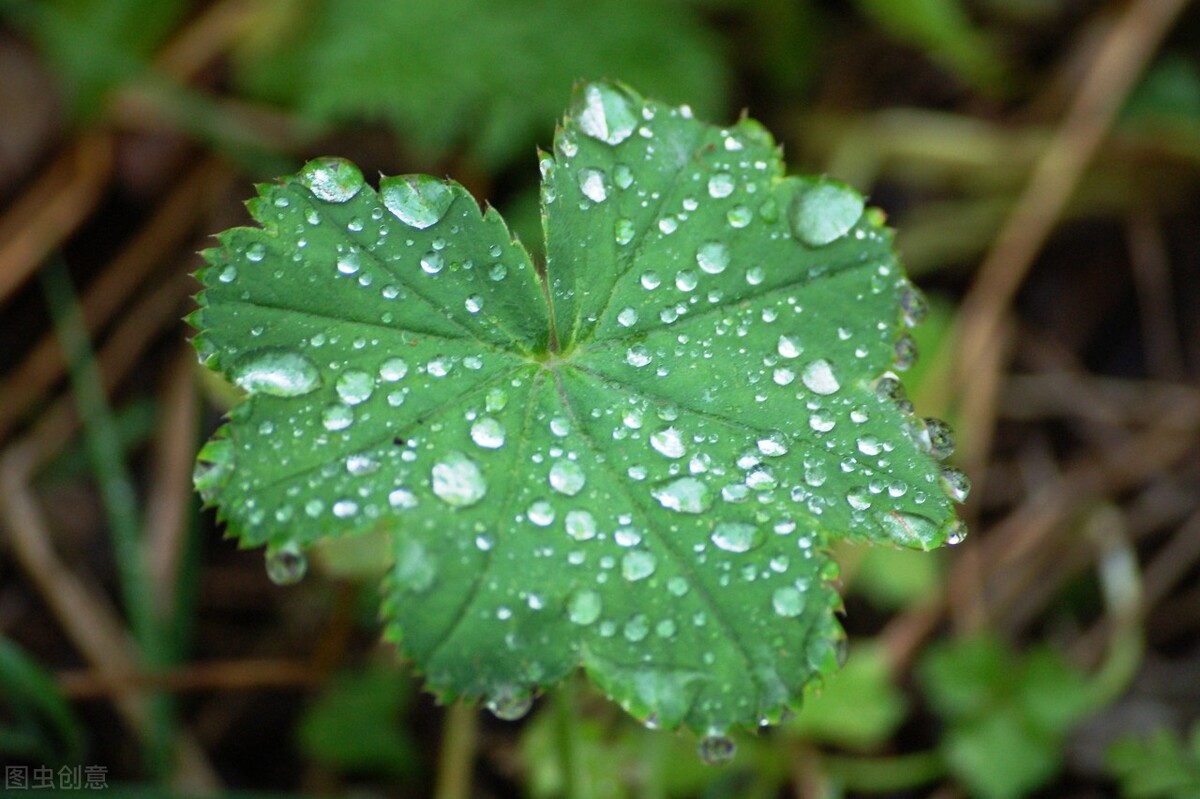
<box><xmin>577</xmin><ymin>167</ymin><xmax>609</xmax><ymax>203</ymax></box>
<box><xmin>335</xmin><ymin>369</ymin><xmax>374</xmax><ymax>405</ymax></box>
<box><xmin>486</xmin><ymin>387</ymin><xmax>508</xmax><ymax>412</ymax></box>
<box><xmin>420</xmin><ymin>251</ymin><xmax>444</xmax><ymax>274</ymax></box>
<box><xmin>946</xmin><ymin>518</ymin><xmax>968</xmax><ymax>545</ymax></box>
<box><xmin>626</xmin><ymin>346</ymin><xmax>652</xmax><ymax>368</ymax></box>
<box><xmin>801</xmin><ymin>359</ymin><xmax>840</xmax><ymax>395</ymax></box>
<box><xmin>893</xmin><ymin>333</ymin><xmax>918</xmax><ymax>371</ymax></box>
<box><xmin>470</xmin><ymin>417</ymin><xmax>506</xmax><ymax>449</ymax></box>
<box><xmin>380</xmin><ymin>175</ymin><xmax>454</xmax><ymax>229</ymax></box>
<box><xmin>640</xmin><ymin>270</ymin><xmax>661</xmax><ymax>290</ymax></box>
<box><xmin>615</xmin><ymin>217</ymin><xmax>635</xmax><ymax>245</ymax></box>
<box><xmin>575</xmin><ymin>83</ymin><xmax>637</xmax><ymax>145</ymax></box>
<box><xmin>651</xmin><ymin>476</ymin><xmax>712</xmax><ymax>514</ymax></box>
<box><xmin>565</xmin><ymin>509</ymin><xmax>597</xmax><ymax>541</ymax></box>
<box><xmin>726</xmin><ymin>205</ymin><xmax>753</xmax><ymax>228</ymax></box>
<box><xmin>650</xmin><ymin>427</ymin><xmax>685</xmax><ymax>459</ymax></box>
<box><xmin>549</xmin><ymin>461</ymin><xmax>586</xmax><ymax>496</ymax></box>
<box><xmin>322</xmin><ymin>403</ymin><xmax>354</xmax><ymax>431</ymax></box>
<box><xmin>388</xmin><ymin>487</ymin><xmax>418</xmax><ymax>509</ymax></box>
<box><xmin>698</xmin><ymin>734</ymin><xmax>736</xmax><ymax>766</ymax></box>
<box><xmin>265</xmin><ymin>543</ymin><xmax>307</xmax><ymax>585</ymax></box>
<box><xmin>621</xmin><ymin>550</ymin><xmax>657</xmax><ymax>581</ymax></box>
<box><xmin>711</xmin><ymin>521</ymin><xmax>764</xmax><ymax>553</ymax></box>
<box><xmin>379</xmin><ymin>357</ymin><xmax>409</xmax><ymax>382</ymax></box>
<box><xmin>567</xmin><ymin>589</ymin><xmax>602</xmax><ymax>625</ymax></box>
<box><xmin>233</xmin><ymin>349</ymin><xmax>321</xmax><ymax>397</ymax></box>
<box><xmin>923</xmin><ymin>417</ymin><xmax>956</xmax><ymax>460</ymax></box>
<box><xmin>617</xmin><ymin>307</ymin><xmax>638</xmax><ymax>327</ymax></box>
<box><xmin>486</xmin><ymin>686</ymin><xmax>533</xmax><ymax>721</ymax></box>
<box><xmin>772</xmin><ymin>586</ymin><xmax>804</xmax><ymax>617</ymax></box>
<box><xmin>899</xmin><ymin>280</ymin><xmax>929</xmax><ymax>327</ymax></box>
<box><xmin>297</xmin><ymin>157</ymin><xmax>365</xmax><ymax>202</ymax></box>
<box><xmin>939</xmin><ymin>466</ymin><xmax>971</xmax><ymax>503</ymax></box>
<box><xmin>465</xmin><ymin>294</ymin><xmax>484</xmax><ymax>314</ymax></box>
<box><xmin>675</xmin><ymin>270</ymin><xmax>698</xmax><ymax>291</ymax></box>
<box><xmin>696</xmin><ymin>241</ymin><xmax>729</xmax><ymax>274</ymax></box>
<box><xmin>528</xmin><ymin>500</ymin><xmax>556</xmax><ymax>526</ymax></box>
<box><xmin>431</xmin><ymin>451</ymin><xmax>488</xmax><ymax>507</ymax></box>
<box><xmin>789</xmin><ymin>178</ymin><xmax>864</xmax><ymax>247</ymax></box>
<box><xmin>708</xmin><ymin>172</ymin><xmax>735</xmax><ymax>198</ymax></box>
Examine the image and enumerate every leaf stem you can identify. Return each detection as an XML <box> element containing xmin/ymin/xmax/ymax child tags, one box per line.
<box><xmin>555</xmin><ymin>679</ymin><xmax>583</xmax><ymax>799</ymax></box>
<box><xmin>435</xmin><ymin>702</ymin><xmax>479</xmax><ymax>799</ymax></box>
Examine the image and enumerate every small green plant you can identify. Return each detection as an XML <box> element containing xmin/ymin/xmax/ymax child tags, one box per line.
<box><xmin>191</xmin><ymin>80</ymin><xmax>967</xmax><ymax>760</ymax></box>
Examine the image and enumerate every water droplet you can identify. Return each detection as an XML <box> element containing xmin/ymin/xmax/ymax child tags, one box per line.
<box><xmin>486</xmin><ymin>387</ymin><xmax>508</xmax><ymax>412</ymax></box>
<box><xmin>265</xmin><ymin>543</ymin><xmax>307</xmax><ymax>585</ymax></box>
<box><xmin>613</xmin><ymin>163</ymin><xmax>634</xmax><ymax>189</ymax></box>
<box><xmin>726</xmin><ymin>205</ymin><xmax>753</xmax><ymax>228</ymax></box>
<box><xmin>696</xmin><ymin>241</ymin><xmax>729</xmax><ymax>274</ymax></box>
<box><xmin>297</xmin><ymin>157</ymin><xmax>365</xmax><ymax>203</ymax></box>
<box><xmin>623</xmin><ymin>614</ymin><xmax>650</xmax><ymax>642</ymax></box>
<box><xmin>565</xmin><ymin>509</ymin><xmax>597</xmax><ymax>541</ymax></box>
<box><xmin>431</xmin><ymin>451</ymin><xmax>488</xmax><ymax>508</ymax></box>
<box><xmin>772</xmin><ymin>586</ymin><xmax>804</xmax><ymax>617</ymax></box>
<box><xmin>388</xmin><ymin>486</ymin><xmax>418</xmax><ymax>509</ymax></box>
<box><xmin>621</xmin><ymin>550</ymin><xmax>657</xmax><ymax>581</ymax></box>
<box><xmin>379</xmin><ymin>357</ymin><xmax>409</xmax><ymax>382</ymax></box>
<box><xmin>528</xmin><ymin>500</ymin><xmax>556</xmax><ymax>526</ymax></box>
<box><xmin>333</xmin><ymin>499</ymin><xmax>359</xmax><ymax>518</ymax></box>
<box><xmin>233</xmin><ymin>349</ymin><xmax>321</xmax><ymax>397</ymax></box>
<box><xmin>380</xmin><ymin>174</ymin><xmax>454</xmax><ymax>229</ymax></box>
<box><xmin>617</xmin><ymin>307</ymin><xmax>638</xmax><ymax>327</ymax></box>
<box><xmin>419</xmin><ymin>251</ymin><xmax>444</xmax><ymax>275</ymax></box>
<box><xmin>464</xmin><ymin>294</ymin><xmax>484</xmax><ymax>314</ymax></box>
<box><xmin>615</xmin><ymin>218</ymin><xmax>636</xmax><ymax>245</ymax></box>
<box><xmin>651</xmin><ymin>476</ymin><xmax>712</xmax><ymax>514</ymax></box>
<box><xmin>939</xmin><ymin>466</ymin><xmax>971</xmax><ymax>503</ymax></box>
<box><xmin>626</xmin><ymin>346</ymin><xmax>652</xmax><ymax>368</ymax></box>
<box><xmin>322</xmin><ymin>403</ymin><xmax>354</xmax><ymax>431</ymax></box>
<box><xmin>245</xmin><ymin>242</ymin><xmax>266</xmax><ymax>262</ymax></box>
<box><xmin>575</xmin><ymin>83</ymin><xmax>637</xmax><ymax>145</ymax></box>
<box><xmin>640</xmin><ymin>271</ymin><xmax>661</xmax><ymax>290</ymax></box>
<box><xmin>335</xmin><ymin>369</ymin><xmax>374</xmax><ymax>405</ymax></box>
<box><xmin>923</xmin><ymin>417</ymin><xmax>956</xmax><ymax>460</ymax></box>
<box><xmin>486</xmin><ymin>686</ymin><xmax>532</xmax><ymax>721</ymax></box>
<box><xmin>899</xmin><ymin>280</ymin><xmax>929</xmax><ymax>327</ymax></box>
<box><xmin>894</xmin><ymin>333</ymin><xmax>918</xmax><ymax>371</ymax></box>
<box><xmin>568</xmin><ymin>589</ymin><xmax>602</xmax><ymax>625</ymax></box>
<box><xmin>489</xmin><ymin>263</ymin><xmax>508</xmax><ymax>281</ymax></box>
<box><xmin>577</xmin><ymin>167</ymin><xmax>609</xmax><ymax>203</ymax></box>
<box><xmin>801</xmin><ymin>359</ymin><xmax>840</xmax><ymax>395</ymax></box>
<box><xmin>345</xmin><ymin>452</ymin><xmax>380</xmax><ymax>475</ymax></box>
<box><xmin>777</xmin><ymin>335</ymin><xmax>803</xmax><ymax>359</ymax></box>
<box><xmin>711</xmin><ymin>521</ymin><xmax>763</xmax><ymax>553</ymax></box>
<box><xmin>650</xmin><ymin>427</ymin><xmax>685</xmax><ymax>459</ymax></box>
<box><xmin>549</xmin><ymin>461</ymin><xmax>586</xmax><ymax>496</ymax></box>
<box><xmin>877</xmin><ymin>511</ymin><xmax>940</xmax><ymax>547</ymax></box>
<box><xmin>946</xmin><ymin>518</ymin><xmax>968</xmax><ymax>545</ymax></box>
<box><xmin>773</xmin><ymin>367</ymin><xmax>795</xmax><ymax>386</ymax></box>
<box><xmin>745</xmin><ymin>266</ymin><xmax>765</xmax><ymax>285</ymax></box>
<box><xmin>788</xmin><ymin>178</ymin><xmax>864</xmax><ymax>246</ymax></box>
<box><xmin>470</xmin><ymin>417</ymin><xmax>506</xmax><ymax>449</ymax></box>
<box><xmin>708</xmin><ymin>172</ymin><xmax>735</xmax><ymax>198</ymax></box>
<box><xmin>698</xmin><ymin>734</ymin><xmax>736</xmax><ymax>766</ymax></box>
<box><xmin>675</xmin><ymin>270</ymin><xmax>698</xmax><ymax>291</ymax></box>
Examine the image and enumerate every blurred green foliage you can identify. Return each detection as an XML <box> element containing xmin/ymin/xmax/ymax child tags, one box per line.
<box><xmin>0</xmin><ymin>636</ymin><xmax>85</xmax><ymax>765</ymax></box>
<box><xmin>233</xmin><ymin>0</ymin><xmax>729</xmax><ymax>170</ymax></box>
<box><xmin>1108</xmin><ymin>723</ymin><xmax>1200</xmax><ymax>799</ymax></box>
<box><xmin>787</xmin><ymin>643</ymin><xmax>909</xmax><ymax>750</ymax></box>
<box><xmin>918</xmin><ymin>635</ymin><xmax>1096</xmax><ymax>799</ymax></box>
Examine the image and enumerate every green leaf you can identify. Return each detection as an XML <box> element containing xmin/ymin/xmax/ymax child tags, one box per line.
<box><xmin>232</xmin><ymin>0</ymin><xmax>728</xmax><ymax>170</ymax></box>
<box><xmin>0</xmin><ymin>636</ymin><xmax>85</xmax><ymax>763</ymax></box>
<box><xmin>1108</xmin><ymin>724</ymin><xmax>1200</xmax><ymax>799</ymax></box>
<box><xmin>787</xmin><ymin>642</ymin><xmax>908</xmax><ymax>750</ymax></box>
<box><xmin>918</xmin><ymin>634</ymin><xmax>1095</xmax><ymax>799</ymax></box>
<box><xmin>297</xmin><ymin>665</ymin><xmax>417</xmax><ymax>778</ymax></box>
<box><xmin>192</xmin><ymin>81</ymin><xmax>964</xmax><ymax>738</ymax></box>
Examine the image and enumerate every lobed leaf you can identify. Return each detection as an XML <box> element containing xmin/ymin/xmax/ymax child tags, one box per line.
<box><xmin>192</xmin><ymin>81</ymin><xmax>966</xmax><ymax>743</ymax></box>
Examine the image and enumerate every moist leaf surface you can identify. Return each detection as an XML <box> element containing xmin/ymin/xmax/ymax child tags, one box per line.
<box><xmin>192</xmin><ymin>81</ymin><xmax>963</xmax><ymax>734</ymax></box>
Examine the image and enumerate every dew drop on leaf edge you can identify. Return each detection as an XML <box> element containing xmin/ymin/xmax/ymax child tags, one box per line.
<box><xmin>380</xmin><ymin>174</ymin><xmax>454</xmax><ymax>229</ymax></box>
<box><xmin>297</xmin><ymin>157</ymin><xmax>364</xmax><ymax>203</ymax></box>
<box><xmin>265</xmin><ymin>543</ymin><xmax>307</xmax><ymax>585</ymax></box>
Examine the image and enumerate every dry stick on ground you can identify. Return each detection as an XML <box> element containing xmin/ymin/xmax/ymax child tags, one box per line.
<box><xmin>145</xmin><ymin>345</ymin><xmax>201</xmax><ymax>615</ymax></box>
<box><xmin>952</xmin><ymin>0</ymin><xmax>1191</xmax><ymax>393</ymax></box>
<box><xmin>57</xmin><ymin>658</ymin><xmax>323</xmax><ymax>699</ymax></box>
<box><xmin>0</xmin><ymin>135</ymin><xmax>113</xmax><ymax>304</ymax></box>
<box><xmin>0</xmin><ymin>159</ymin><xmax>231</xmax><ymax>442</ymax></box>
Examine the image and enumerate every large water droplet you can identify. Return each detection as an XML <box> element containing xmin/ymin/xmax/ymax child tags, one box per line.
<box><xmin>265</xmin><ymin>543</ymin><xmax>307</xmax><ymax>585</ymax></box>
<box><xmin>322</xmin><ymin>403</ymin><xmax>354</xmax><ymax>431</ymax></box>
<box><xmin>431</xmin><ymin>451</ymin><xmax>488</xmax><ymax>508</ymax></box>
<box><xmin>486</xmin><ymin>685</ymin><xmax>533</xmax><ymax>721</ymax></box>
<box><xmin>233</xmin><ymin>349</ymin><xmax>321</xmax><ymax>397</ymax></box>
<box><xmin>922</xmin><ymin>417</ymin><xmax>956</xmax><ymax>460</ymax></box>
<box><xmin>470</xmin><ymin>417</ymin><xmax>506</xmax><ymax>449</ymax></box>
<box><xmin>335</xmin><ymin>369</ymin><xmax>374</xmax><ymax>405</ymax></box>
<box><xmin>877</xmin><ymin>510</ymin><xmax>940</xmax><ymax>547</ymax></box>
<box><xmin>939</xmin><ymin>466</ymin><xmax>971</xmax><ymax>503</ymax></box>
<box><xmin>801</xmin><ymin>359</ymin><xmax>840</xmax><ymax>395</ymax></box>
<box><xmin>708</xmin><ymin>172</ymin><xmax>735</xmax><ymax>199</ymax></box>
<box><xmin>549</xmin><ymin>460</ymin><xmax>586</xmax><ymax>496</ymax></box>
<box><xmin>698</xmin><ymin>734</ymin><xmax>736</xmax><ymax>766</ymax></box>
<box><xmin>379</xmin><ymin>357</ymin><xmax>409</xmax><ymax>382</ymax></box>
<box><xmin>696</xmin><ymin>241</ymin><xmax>730</xmax><ymax>274</ymax></box>
<box><xmin>380</xmin><ymin>174</ymin><xmax>454</xmax><ymax>229</ymax></box>
<box><xmin>297</xmin><ymin>157</ymin><xmax>365</xmax><ymax>203</ymax></box>
<box><xmin>567</xmin><ymin>589</ymin><xmax>602</xmax><ymax>625</ymax></box>
<box><xmin>651</xmin><ymin>476</ymin><xmax>712</xmax><ymax>514</ymax></box>
<box><xmin>575</xmin><ymin>83</ymin><xmax>637</xmax><ymax>145</ymax></box>
<box><xmin>788</xmin><ymin>178</ymin><xmax>864</xmax><ymax>247</ymax></box>
<box><xmin>617</xmin><ymin>307</ymin><xmax>638</xmax><ymax>327</ymax></box>
<box><xmin>899</xmin><ymin>280</ymin><xmax>929</xmax><ymax>327</ymax></box>
<box><xmin>710</xmin><ymin>521</ymin><xmax>764</xmax><ymax>553</ymax></box>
